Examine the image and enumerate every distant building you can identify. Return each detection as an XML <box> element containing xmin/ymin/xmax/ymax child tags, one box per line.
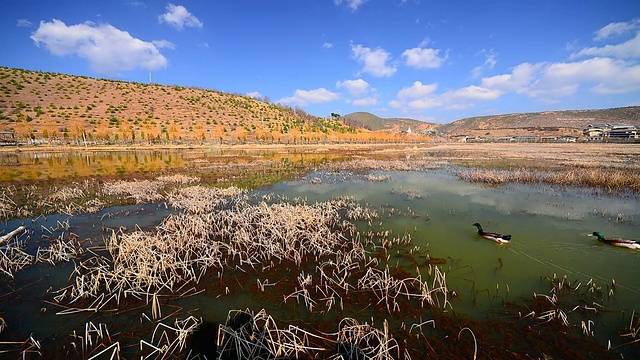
<box><xmin>0</xmin><ymin>131</ymin><xmax>16</xmax><ymax>146</ymax></box>
<box><xmin>584</xmin><ymin>124</ymin><xmax>637</xmax><ymax>140</ymax></box>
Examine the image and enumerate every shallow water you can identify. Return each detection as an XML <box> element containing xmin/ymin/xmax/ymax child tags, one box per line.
<box><xmin>277</xmin><ymin>170</ymin><xmax>639</xmax><ymax>306</ymax></box>
<box><xmin>1</xmin><ymin>169</ymin><xmax>639</xmax><ymax>356</ymax></box>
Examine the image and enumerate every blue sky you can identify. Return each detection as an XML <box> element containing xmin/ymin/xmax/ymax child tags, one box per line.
<box><xmin>1</xmin><ymin>1</ymin><xmax>639</xmax><ymax>123</ymax></box>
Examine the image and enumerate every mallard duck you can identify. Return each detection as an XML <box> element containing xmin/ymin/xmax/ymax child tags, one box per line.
<box><xmin>592</xmin><ymin>232</ymin><xmax>640</xmax><ymax>249</ymax></box>
<box><xmin>473</xmin><ymin>223</ymin><xmax>511</xmax><ymax>244</ymax></box>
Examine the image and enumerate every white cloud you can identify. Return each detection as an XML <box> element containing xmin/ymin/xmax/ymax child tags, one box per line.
<box><xmin>571</xmin><ymin>33</ymin><xmax>640</xmax><ymax>59</ymax></box>
<box><xmin>594</xmin><ymin>18</ymin><xmax>640</xmax><ymax>40</ymax></box>
<box><xmin>351</xmin><ymin>44</ymin><xmax>397</xmax><ymax>77</ymax></box>
<box><xmin>397</xmin><ymin>81</ymin><xmax>438</xmax><ymax>99</ymax></box>
<box><xmin>481</xmin><ymin>62</ymin><xmax>543</xmax><ymax>93</ymax></box>
<box><xmin>277</xmin><ymin>88</ymin><xmax>339</xmax><ymax>106</ymax></box>
<box><xmin>531</xmin><ymin>57</ymin><xmax>640</xmax><ymax>96</ymax></box>
<box><xmin>471</xmin><ymin>49</ymin><xmax>498</xmax><ymax>79</ymax></box>
<box><xmin>31</xmin><ymin>19</ymin><xmax>168</xmax><ymax>74</ymax></box>
<box><xmin>323</xmin><ymin>42</ymin><xmax>333</xmax><ymax>49</ymax></box>
<box><xmin>158</xmin><ymin>3</ymin><xmax>203</xmax><ymax>30</ymax></box>
<box><xmin>352</xmin><ymin>96</ymin><xmax>379</xmax><ymax>106</ymax></box>
<box><xmin>334</xmin><ymin>0</ymin><xmax>368</xmax><ymax>11</ymax></box>
<box><xmin>246</xmin><ymin>91</ymin><xmax>263</xmax><ymax>99</ymax></box>
<box><xmin>336</xmin><ymin>79</ymin><xmax>372</xmax><ymax>96</ymax></box>
<box><xmin>152</xmin><ymin>39</ymin><xmax>175</xmax><ymax>50</ymax></box>
<box><xmin>402</xmin><ymin>47</ymin><xmax>446</xmax><ymax>69</ymax></box>
<box><xmin>407</xmin><ymin>98</ymin><xmax>442</xmax><ymax>110</ymax></box>
<box><xmin>390</xmin><ymin>81</ymin><xmax>440</xmax><ymax>111</ymax></box>
<box><xmin>17</xmin><ymin>19</ymin><xmax>33</xmax><ymax>27</ymax></box>
<box><xmin>481</xmin><ymin>57</ymin><xmax>640</xmax><ymax>99</ymax></box>
<box><xmin>446</xmin><ymin>85</ymin><xmax>502</xmax><ymax>101</ymax></box>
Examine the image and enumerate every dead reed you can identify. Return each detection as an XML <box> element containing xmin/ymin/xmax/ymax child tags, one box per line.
<box><xmin>455</xmin><ymin>166</ymin><xmax>640</xmax><ymax>192</ymax></box>
<box><xmin>0</xmin><ymin>226</ymin><xmax>32</xmax><ymax>278</ymax></box>
<box><xmin>102</xmin><ymin>179</ymin><xmax>166</xmax><ymax>204</ymax></box>
<box><xmin>36</xmin><ymin>236</ymin><xmax>85</xmax><ymax>265</ymax></box>
<box><xmin>216</xmin><ymin>308</ymin><xmax>402</xmax><ymax>359</ymax></box>
<box><xmin>339</xmin><ymin>159</ymin><xmax>446</xmax><ymax>172</ymax></box>
<box><xmin>166</xmin><ymin>185</ymin><xmax>246</xmax><ymax>214</ymax></box>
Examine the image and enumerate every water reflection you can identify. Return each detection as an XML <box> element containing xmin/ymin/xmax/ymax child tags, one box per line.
<box><xmin>268</xmin><ymin>170</ymin><xmax>640</xmax><ymax>315</ymax></box>
<box><xmin>0</xmin><ymin>148</ymin><xmax>341</xmax><ymax>182</ymax></box>
<box><xmin>0</xmin><ymin>169</ymin><xmax>638</xmax><ymax>356</ymax></box>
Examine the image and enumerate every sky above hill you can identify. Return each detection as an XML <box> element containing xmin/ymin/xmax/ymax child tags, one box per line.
<box><xmin>1</xmin><ymin>1</ymin><xmax>639</xmax><ymax>123</ymax></box>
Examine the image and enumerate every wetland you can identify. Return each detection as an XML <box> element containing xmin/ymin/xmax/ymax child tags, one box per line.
<box><xmin>1</xmin><ymin>142</ymin><xmax>639</xmax><ymax>359</ymax></box>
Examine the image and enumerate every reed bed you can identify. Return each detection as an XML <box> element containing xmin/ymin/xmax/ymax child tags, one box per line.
<box><xmin>508</xmin><ymin>274</ymin><xmax>608</xmax><ymax>337</ymax></box>
<box><xmin>0</xmin><ymin>334</ymin><xmax>42</xmax><ymax>358</ymax></box>
<box><xmin>166</xmin><ymin>185</ymin><xmax>246</xmax><ymax>214</ymax></box>
<box><xmin>391</xmin><ymin>187</ymin><xmax>423</xmax><ymax>199</ymax></box>
<box><xmin>141</xmin><ymin>316</ymin><xmax>200</xmax><ymax>359</ymax></box>
<box><xmin>36</xmin><ymin>236</ymin><xmax>85</xmax><ymax>265</ymax></box>
<box><xmin>102</xmin><ymin>179</ymin><xmax>166</xmax><ymax>204</ymax></box>
<box><xmin>0</xmin><ymin>192</ymin><xmax>16</xmax><ymax>220</ymax></box>
<box><xmin>46</xmin><ymin>184</ymin><xmax>87</xmax><ymax>202</ymax></box>
<box><xmin>47</xmin><ymin>190</ymin><xmax>452</xmax><ymax>358</ymax></box>
<box><xmin>339</xmin><ymin>159</ymin><xmax>447</xmax><ymax>172</ymax></box>
<box><xmin>156</xmin><ymin>174</ymin><xmax>200</xmax><ymax>184</ymax></box>
<box><xmin>365</xmin><ymin>173</ymin><xmax>393</xmax><ymax>182</ymax></box>
<box><xmin>216</xmin><ymin>308</ymin><xmax>402</xmax><ymax>360</ymax></box>
<box><xmin>0</xmin><ymin>226</ymin><xmax>32</xmax><ymax>278</ymax></box>
<box><xmin>455</xmin><ymin>166</ymin><xmax>640</xmax><ymax>192</ymax></box>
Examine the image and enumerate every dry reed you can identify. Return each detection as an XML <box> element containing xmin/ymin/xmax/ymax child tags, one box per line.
<box><xmin>455</xmin><ymin>166</ymin><xmax>640</xmax><ymax>192</ymax></box>
<box><xmin>36</xmin><ymin>236</ymin><xmax>84</xmax><ymax>265</ymax></box>
<box><xmin>102</xmin><ymin>179</ymin><xmax>166</xmax><ymax>204</ymax></box>
<box><xmin>166</xmin><ymin>185</ymin><xmax>246</xmax><ymax>214</ymax></box>
<box><xmin>0</xmin><ymin>226</ymin><xmax>32</xmax><ymax>278</ymax></box>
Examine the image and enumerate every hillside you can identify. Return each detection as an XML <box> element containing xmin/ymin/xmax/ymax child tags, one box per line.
<box><xmin>439</xmin><ymin>107</ymin><xmax>640</xmax><ymax>136</ymax></box>
<box><xmin>0</xmin><ymin>67</ymin><xmax>418</xmax><ymax>144</ymax></box>
<box><xmin>342</xmin><ymin>112</ymin><xmax>436</xmax><ymax>133</ymax></box>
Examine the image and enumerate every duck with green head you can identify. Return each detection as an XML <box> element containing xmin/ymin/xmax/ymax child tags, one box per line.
<box><xmin>473</xmin><ymin>223</ymin><xmax>511</xmax><ymax>244</ymax></box>
<box><xmin>592</xmin><ymin>232</ymin><xmax>640</xmax><ymax>249</ymax></box>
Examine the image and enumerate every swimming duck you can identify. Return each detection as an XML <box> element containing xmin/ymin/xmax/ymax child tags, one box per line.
<box><xmin>592</xmin><ymin>232</ymin><xmax>640</xmax><ymax>249</ymax></box>
<box><xmin>473</xmin><ymin>223</ymin><xmax>511</xmax><ymax>244</ymax></box>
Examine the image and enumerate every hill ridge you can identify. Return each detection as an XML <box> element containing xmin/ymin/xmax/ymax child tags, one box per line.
<box><xmin>1</xmin><ymin>66</ymin><xmax>416</xmax><ymax>144</ymax></box>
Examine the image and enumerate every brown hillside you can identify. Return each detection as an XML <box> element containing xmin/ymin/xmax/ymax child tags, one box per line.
<box><xmin>0</xmin><ymin>67</ymin><xmax>418</xmax><ymax>144</ymax></box>
<box><xmin>342</xmin><ymin>112</ymin><xmax>435</xmax><ymax>133</ymax></box>
<box><xmin>439</xmin><ymin>108</ymin><xmax>640</xmax><ymax>138</ymax></box>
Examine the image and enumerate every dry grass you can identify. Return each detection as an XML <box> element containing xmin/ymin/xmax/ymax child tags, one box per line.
<box><xmin>455</xmin><ymin>166</ymin><xmax>640</xmax><ymax>192</ymax></box>
<box><xmin>339</xmin><ymin>159</ymin><xmax>447</xmax><ymax>172</ymax></box>
<box><xmin>216</xmin><ymin>308</ymin><xmax>402</xmax><ymax>359</ymax></box>
<box><xmin>0</xmin><ymin>226</ymin><xmax>31</xmax><ymax>278</ymax></box>
<box><xmin>166</xmin><ymin>185</ymin><xmax>246</xmax><ymax>214</ymax></box>
<box><xmin>102</xmin><ymin>179</ymin><xmax>166</xmax><ymax>204</ymax></box>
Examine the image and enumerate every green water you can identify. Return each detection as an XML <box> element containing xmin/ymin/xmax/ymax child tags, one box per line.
<box><xmin>1</xmin><ymin>169</ymin><xmax>638</xmax><ymax>357</ymax></box>
<box><xmin>265</xmin><ymin>169</ymin><xmax>640</xmax><ymax>322</ymax></box>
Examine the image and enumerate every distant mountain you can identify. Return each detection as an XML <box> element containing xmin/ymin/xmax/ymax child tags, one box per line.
<box><xmin>439</xmin><ymin>107</ymin><xmax>640</xmax><ymax>135</ymax></box>
<box><xmin>342</xmin><ymin>112</ymin><xmax>436</xmax><ymax>133</ymax></box>
<box><xmin>345</xmin><ymin>107</ymin><xmax>640</xmax><ymax>139</ymax></box>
